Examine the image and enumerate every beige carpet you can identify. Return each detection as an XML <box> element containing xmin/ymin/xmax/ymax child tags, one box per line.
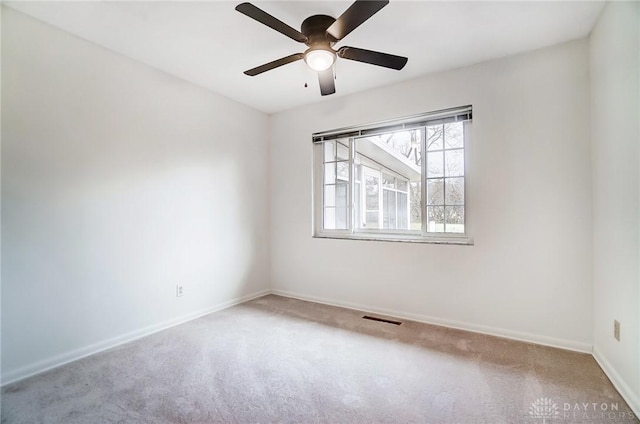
<box><xmin>1</xmin><ymin>295</ymin><xmax>637</xmax><ymax>423</ymax></box>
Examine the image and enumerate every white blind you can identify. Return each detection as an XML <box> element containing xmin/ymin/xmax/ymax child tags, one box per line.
<box><xmin>312</xmin><ymin>105</ymin><xmax>472</xmax><ymax>143</ymax></box>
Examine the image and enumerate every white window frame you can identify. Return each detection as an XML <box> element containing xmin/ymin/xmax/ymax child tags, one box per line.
<box><xmin>312</xmin><ymin>106</ymin><xmax>473</xmax><ymax>245</ymax></box>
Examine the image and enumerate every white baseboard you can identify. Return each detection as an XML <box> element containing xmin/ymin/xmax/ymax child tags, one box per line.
<box><xmin>593</xmin><ymin>347</ymin><xmax>640</xmax><ymax>418</ymax></box>
<box><xmin>1</xmin><ymin>289</ymin><xmax>270</xmax><ymax>386</ymax></box>
<box><xmin>270</xmin><ymin>288</ymin><xmax>593</xmax><ymax>354</ymax></box>
<box><xmin>8</xmin><ymin>286</ymin><xmax>628</xmax><ymax>415</ymax></box>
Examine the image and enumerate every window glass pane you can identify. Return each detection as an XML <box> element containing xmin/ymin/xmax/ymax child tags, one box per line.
<box><xmin>354</xmin><ymin>182</ymin><xmax>362</xmax><ymax>228</ymax></box>
<box><xmin>382</xmin><ymin>173</ymin><xmax>395</xmax><ymax>188</ymax></box>
<box><xmin>388</xmin><ymin>131</ymin><xmax>413</xmax><ymax>158</ymax></box>
<box><xmin>383</xmin><ymin>190</ymin><xmax>397</xmax><ymax>229</ymax></box>
<box><xmin>324</xmin><ymin>185</ymin><xmax>336</xmax><ymax>207</ymax></box>
<box><xmin>427</xmin><ymin>151</ymin><xmax>444</xmax><ymax>177</ymax></box>
<box><xmin>397</xmin><ymin>192</ymin><xmax>408</xmax><ymax>230</ymax></box>
<box><xmin>365</xmin><ymin>174</ymin><xmax>379</xmax><ymax>210</ymax></box>
<box><xmin>444</xmin><ymin>122</ymin><xmax>464</xmax><ymax>149</ymax></box>
<box><xmin>410</xmin><ymin>181</ymin><xmax>422</xmax><ymax>231</ymax></box>
<box><xmin>361</xmin><ymin>129</ymin><xmax>422</xmax><ymax>166</ymax></box>
<box><xmin>336</xmin><ymin>181</ymin><xmax>348</xmax><ymax>208</ymax></box>
<box><xmin>324</xmin><ymin>141</ymin><xmax>336</xmax><ymax>162</ymax></box>
<box><xmin>445</xmin><ymin>206</ymin><xmax>464</xmax><ymax>233</ymax></box>
<box><xmin>427</xmin><ymin>206</ymin><xmax>445</xmax><ymax>233</ymax></box>
<box><xmin>445</xmin><ymin>149</ymin><xmax>464</xmax><ymax>177</ymax></box>
<box><xmin>324</xmin><ymin>207</ymin><xmax>335</xmax><ymax>229</ymax></box>
<box><xmin>427</xmin><ymin>178</ymin><xmax>444</xmax><ymax>205</ymax></box>
<box><xmin>407</xmin><ymin>130</ymin><xmax>422</xmax><ymax>168</ymax></box>
<box><xmin>337</xmin><ymin>142</ymin><xmax>349</xmax><ymax>160</ymax></box>
<box><xmin>365</xmin><ymin>211</ymin><xmax>379</xmax><ymax>229</ymax></box>
<box><xmin>335</xmin><ymin>207</ymin><xmax>348</xmax><ymax>230</ymax></box>
<box><xmin>355</xmin><ymin>137</ymin><xmax>421</xmax><ymax>233</ymax></box>
<box><xmin>337</xmin><ymin>161</ymin><xmax>349</xmax><ymax>181</ymax></box>
<box><xmin>427</xmin><ymin>125</ymin><xmax>443</xmax><ymax>151</ymax></box>
<box><xmin>324</xmin><ymin>163</ymin><xmax>335</xmax><ymax>184</ymax></box>
<box><xmin>445</xmin><ymin>177</ymin><xmax>464</xmax><ymax>205</ymax></box>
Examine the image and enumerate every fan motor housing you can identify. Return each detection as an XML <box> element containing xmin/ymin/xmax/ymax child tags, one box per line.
<box><xmin>301</xmin><ymin>15</ymin><xmax>336</xmax><ymax>46</ymax></box>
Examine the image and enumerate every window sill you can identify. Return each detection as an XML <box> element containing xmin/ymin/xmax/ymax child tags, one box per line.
<box><xmin>313</xmin><ymin>232</ymin><xmax>474</xmax><ymax>245</ymax></box>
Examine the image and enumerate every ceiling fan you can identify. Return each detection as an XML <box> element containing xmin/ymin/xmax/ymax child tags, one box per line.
<box><xmin>235</xmin><ymin>0</ymin><xmax>408</xmax><ymax>96</ymax></box>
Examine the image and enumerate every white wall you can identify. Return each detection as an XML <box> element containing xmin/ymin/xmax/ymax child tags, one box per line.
<box><xmin>270</xmin><ymin>39</ymin><xmax>593</xmax><ymax>351</ymax></box>
<box><xmin>6</xmin><ymin>3</ymin><xmax>637</xmax><ymax>411</ymax></box>
<box><xmin>590</xmin><ymin>1</ymin><xmax>640</xmax><ymax>414</ymax></box>
<box><xmin>1</xmin><ymin>8</ymin><xmax>270</xmax><ymax>383</ymax></box>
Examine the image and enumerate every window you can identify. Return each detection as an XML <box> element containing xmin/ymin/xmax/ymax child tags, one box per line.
<box><xmin>313</xmin><ymin>106</ymin><xmax>472</xmax><ymax>243</ymax></box>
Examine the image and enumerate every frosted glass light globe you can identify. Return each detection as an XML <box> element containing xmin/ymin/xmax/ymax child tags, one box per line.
<box><xmin>304</xmin><ymin>49</ymin><xmax>336</xmax><ymax>71</ymax></box>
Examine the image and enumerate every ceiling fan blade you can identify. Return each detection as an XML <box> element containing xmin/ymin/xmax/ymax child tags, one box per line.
<box><xmin>326</xmin><ymin>0</ymin><xmax>389</xmax><ymax>41</ymax></box>
<box><xmin>337</xmin><ymin>46</ymin><xmax>407</xmax><ymax>70</ymax></box>
<box><xmin>244</xmin><ymin>53</ymin><xmax>304</xmax><ymax>76</ymax></box>
<box><xmin>318</xmin><ymin>68</ymin><xmax>335</xmax><ymax>96</ymax></box>
<box><xmin>235</xmin><ymin>3</ymin><xmax>308</xmax><ymax>43</ymax></box>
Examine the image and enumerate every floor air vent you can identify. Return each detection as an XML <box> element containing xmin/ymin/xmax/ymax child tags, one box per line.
<box><xmin>362</xmin><ymin>315</ymin><xmax>402</xmax><ymax>325</ymax></box>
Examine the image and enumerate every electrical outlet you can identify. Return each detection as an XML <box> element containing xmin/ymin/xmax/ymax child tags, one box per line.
<box><xmin>176</xmin><ymin>285</ymin><xmax>184</xmax><ymax>298</ymax></box>
<box><xmin>614</xmin><ymin>320</ymin><xmax>620</xmax><ymax>341</ymax></box>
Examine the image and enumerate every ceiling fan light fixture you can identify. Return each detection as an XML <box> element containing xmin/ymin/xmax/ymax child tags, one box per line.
<box><xmin>304</xmin><ymin>47</ymin><xmax>336</xmax><ymax>72</ymax></box>
<box><xmin>236</xmin><ymin>1</ymin><xmax>407</xmax><ymax>96</ymax></box>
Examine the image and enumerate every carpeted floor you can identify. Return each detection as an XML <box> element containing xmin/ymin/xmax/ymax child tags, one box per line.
<box><xmin>1</xmin><ymin>294</ymin><xmax>637</xmax><ymax>423</ymax></box>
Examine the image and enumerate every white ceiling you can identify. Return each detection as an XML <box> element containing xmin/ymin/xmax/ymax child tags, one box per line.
<box><xmin>5</xmin><ymin>1</ymin><xmax>605</xmax><ymax>114</ymax></box>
